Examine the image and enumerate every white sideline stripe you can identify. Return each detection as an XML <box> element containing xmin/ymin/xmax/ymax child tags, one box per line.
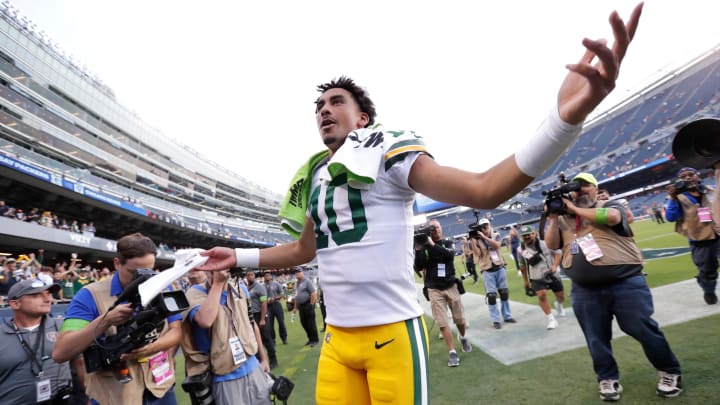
<box><xmin>417</xmin><ymin>278</ymin><xmax>720</xmax><ymax>365</ymax></box>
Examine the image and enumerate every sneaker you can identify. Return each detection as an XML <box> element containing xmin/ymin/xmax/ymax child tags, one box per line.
<box><xmin>556</xmin><ymin>301</ymin><xmax>567</xmax><ymax>317</ymax></box>
<box><xmin>493</xmin><ymin>322</ymin><xmax>502</xmax><ymax>329</ymax></box>
<box><xmin>438</xmin><ymin>332</ymin><xmax>444</xmax><ymax>340</ymax></box>
<box><xmin>448</xmin><ymin>351</ymin><xmax>460</xmax><ymax>367</ymax></box>
<box><xmin>598</xmin><ymin>379</ymin><xmax>623</xmax><ymax>401</ymax></box>
<box><xmin>656</xmin><ymin>371</ymin><xmax>683</xmax><ymax>398</ymax></box>
<box><xmin>546</xmin><ymin>318</ymin><xmax>559</xmax><ymax>330</ymax></box>
<box><xmin>504</xmin><ymin>318</ymin><xmax>517</xmax><ymax>324</ymax></box>
<box><xmin>704</xmin><ymin>292</ymin><xmax>718</xmax><ymax>305</ymax></box>
<box><xmin>459</xmin><ymin>335</ymin><xmax>472</xmax><ymax>353</ymax></box>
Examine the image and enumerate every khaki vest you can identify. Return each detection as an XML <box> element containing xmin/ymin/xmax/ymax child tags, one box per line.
<box><xmin>473</xmin><ymin>238</ymin><xmax>505</xmax><ymax>271</ymax></box>
<box><xmin>180</xmin><ymin>283</ymin><xmax>258</xmax><ymax>378</ymax></box>
<box><xmin>674</xmin><ymin>193</ymin><xmax>718</xmax><ymax>241</ymax></box>
<box><xmin>558</xmin><ymin>214</ymin><xmax>643</xmax><ymax>268</ymax></box>
<box><xmin>84</xmin><ymin>278</ymin><xmax>176</xmax><ymax>405</ymax></box>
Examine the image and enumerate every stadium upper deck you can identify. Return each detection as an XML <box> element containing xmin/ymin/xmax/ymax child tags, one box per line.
<box><xmin>0</xmin><ymin>2</ymin><xmax>283</xmax><ymax>233</ymax></box>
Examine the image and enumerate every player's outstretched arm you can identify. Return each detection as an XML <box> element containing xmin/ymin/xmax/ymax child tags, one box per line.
<box><xmin>196</xmin><ymin>217</ymin><xmax>317</xmax><ymax>271</ymax></box>
<box><xmin>410</xmin><ymin>3</ymin><xmax>643</xmax><ymax>209</ymax></box>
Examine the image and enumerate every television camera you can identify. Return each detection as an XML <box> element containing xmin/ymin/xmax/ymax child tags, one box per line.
<box><xmin>414</xmin><ymin>224</ymin><xmax>436</xmax><ymax>245</ymax></box>
<box><xmin>83</xmin><ymin>269</ymin><xmax>189</xmax><ymax>379</ymax></box>
<box><xmin>541</xmin><ymin>172</ymin><xmax>581</xmax><ymax>215</ymax></box>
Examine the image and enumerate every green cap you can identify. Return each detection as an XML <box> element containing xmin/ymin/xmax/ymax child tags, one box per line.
<box><xmin>519</xmin><ymin>225</ymin><xmax>534</xmax><ymax>236</ymax></box>
<box><xmin>572</xmin><ymin>172</ymin><xmax>598</xmax><ymax>187</ymax></box>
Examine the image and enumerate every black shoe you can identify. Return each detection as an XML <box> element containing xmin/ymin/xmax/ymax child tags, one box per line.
<box><xmin>304</xmin><ymin>341</ymin><xmax>312</xmax><ymax>346</ymax></box>
<box><xmin>282</xmin><ymin>340</ymin><xmax>288</xmax><ymax>345</ymax></box>
<box><xmin>269</xmin><ymin>360</ymin><xmax>278</xmax><ymax>369</ymax></box>
<box><xmin>504</xmin><ymin>318</ymin><xmax>517</xmax><ymax>324</ymax></box>
<box><xmin>704</xmin><ymin>292</ymin><xmax>718</xmax><ymax>305</ymax></box>
<box><xmin>308</xmin><ymin>341</ymin><xmax>319</xmax><ymax>347</ymax></box>
<box><xmin>493</xmin><ymin>322</ymin><xmax>502</xmax><ymax>329</ymax></box>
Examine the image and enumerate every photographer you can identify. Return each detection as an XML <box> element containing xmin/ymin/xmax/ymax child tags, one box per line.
<box><xmin>470</xmin><ymin>218</ymin><xmax>515</xmax><ymax>329</ymax></box>
<box><xmin>414</xmin><ymin>220</ymin><xmax>471</xmax><ymax>367</ymax></box>
<box><xmin>53</xmin><ymin>233</ymin><xmax>182</xmax><ymax>405</ymax></box>
<box><xmin>517</xmin><ymin>225</ymin><xmax>565</xmax><ymax>330</ymax></box>
<box><xmin>545</xmin><ymin>172</ymin><xmax>682</xmax><ymax>400</ymax></box>
<box><xmin>665</xmin><ymin>167</ymin><xmax>718</xmax><ymax>305</ymax></box>
<box><xmin>460</xmin><ymin>237</ymin><xmax>478</xmax><ymax>284</ymax></box>
<box><xmin>180</xmin><ymin>269</ymin><xmax>270</xmax><ymax>405</ymax></box>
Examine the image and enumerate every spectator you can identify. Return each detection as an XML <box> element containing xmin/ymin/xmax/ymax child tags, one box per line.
<box><xmin>25</xmin><ymin>207</ymin><xmax>40</xmax><ymax>223</ymax></box>
<box><xmin>0</xmin><ymin>200</ymin><xmax>8</xmax><ymax>216</ymax></box>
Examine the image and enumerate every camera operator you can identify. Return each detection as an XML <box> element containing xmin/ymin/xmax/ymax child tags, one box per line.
<box><xmin>516</xmin><ymin>225</ymin><xmax>565</xmax><ymax>330</ymax></box>
<box><xmin>53</xmin><ymin>233</ymin><xmax>182</xmax><ymax>405</ymax></box>
<box><xmin>470</xmin><ymin>218</ymin><xmax>516</xmax><ymax>329</ymax></box>
<box><xmin>414</xmin><ymin>220</ymin><xmax>471</xmax><ymax>367</ymax></box>
<box><xmin>180</xmin><ymin>269</ymin><xmax>270</xmax><ymax>405</ymax></box>
<box><xmin>665</xmin><ymin>167</ymin><xmax>718</xmax><ymax>305</ymax></box>
<box><xmin>545</xmin><ymin>172</ymin><xmax>682</xmax><ymax>400</ymax></box>
<box><xmin>0</xmin><ymin>279</ymin><xmax>76</xmax><ymax>404</ymax></box>
<box><xmin>460</xmin><ymin>237</ymin><xmax>478</xmax><ymax>284</ymax></box>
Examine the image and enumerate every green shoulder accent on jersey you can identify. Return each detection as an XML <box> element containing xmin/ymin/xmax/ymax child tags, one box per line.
<box><xmin>60</xmin><ymin>318</ymin><xmax>90</xmax><ymax>332</ymax></box>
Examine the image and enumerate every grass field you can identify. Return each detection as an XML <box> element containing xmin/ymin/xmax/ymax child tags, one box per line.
<box><xmin>174</xmin><ymin>219</ymin><xmax>719</xmax><ymax>404</ymax></box>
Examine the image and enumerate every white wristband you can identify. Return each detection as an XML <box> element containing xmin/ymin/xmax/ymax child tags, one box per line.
<box><xmin>234</xmin><ymin>248</ymin><xmax>260</xmax><ymax>268</ymax></box>
<box><xmin>515</xmin><ymin>107</ymin><xmax>583</xmax><ymax>177</ymax></box>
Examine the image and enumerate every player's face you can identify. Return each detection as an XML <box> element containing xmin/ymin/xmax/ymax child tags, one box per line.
<box><xmin>315</xmin><ymin>88</ymin><xmax>369</xmax><ymax>153</ymax></box>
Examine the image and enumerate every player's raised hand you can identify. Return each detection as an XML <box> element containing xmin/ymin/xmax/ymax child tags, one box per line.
<box><xmin>196</xmin><ymin>247</ymin><xmax>236</xmax><ymax>271</ymax></box>
<box><xmin>558</xmin><ymin>2</ymin><xmax>643</xmax><ymax>125</ymax></box>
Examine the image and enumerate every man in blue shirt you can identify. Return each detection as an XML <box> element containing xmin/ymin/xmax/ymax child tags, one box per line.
<box><xmin>665</xmin><ymin>167</ymin><xmax>718</xmax><ymax>305</ymax></box>
<box><xmin>181</xmin><ymin>269</ymin><xmax>270</xmax><ymax>405</ymax></box>
<box><xmin>52</xmin><ymin>233</ymin><xmax>181</xmax><ymax>405</ymax></box>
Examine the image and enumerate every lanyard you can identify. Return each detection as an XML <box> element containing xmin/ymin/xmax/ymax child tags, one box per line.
<box><xmin>10</xmin><ymin>316</ymin><xmax>47</xmax><ymax>378</ymax></box>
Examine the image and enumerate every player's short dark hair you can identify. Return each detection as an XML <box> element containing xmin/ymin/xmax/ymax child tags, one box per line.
<box><xmin>316</xmin><ymin>76</ymin><xmax>376</xmax><ymax>127</ymax></box>
<box><xmin>116</xmin><ymin>233</ymin><xmax>157</xmax><ymax>264</ymax></box>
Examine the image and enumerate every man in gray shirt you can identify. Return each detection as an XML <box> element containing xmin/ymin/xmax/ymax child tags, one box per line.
<box><xmin>292</xmin><ymin>268</ymin><xmax>319</xmax><ymax>346</ymax></box>
<box><xmin>246</xmin><ymin>270</ymin><xmax>277</xmax><ymax>369</ymax></box>
<box><xmin>0</xmin><ymin>279</ymin><xmax>74</xmax><ymax>404</ymax></box>
<box><xmin>263</xmin><ymin>271</ymin><xmax>287</xmax><ymax>345</ymax></box>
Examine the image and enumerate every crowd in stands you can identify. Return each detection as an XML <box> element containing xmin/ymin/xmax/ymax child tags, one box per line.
<box><xmin>0</xmin><ymin>198</ymin><xmax>97</xmax><ymax>234</ymax></box>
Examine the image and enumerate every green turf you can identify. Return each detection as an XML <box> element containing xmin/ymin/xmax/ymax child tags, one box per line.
<box><xmin>174</xmin><ymin>218</ymin><xmax>713</xmax><ymax>404</ymax></box>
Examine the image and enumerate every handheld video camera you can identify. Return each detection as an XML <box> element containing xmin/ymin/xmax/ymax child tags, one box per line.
<box><xmin>542</xmin><ymin>172</ymin><xmax>581</xmax><ymax>215</ymax></box>
<box><xmin>414</xmin><ymin>224</ymin><xmax>435</xmax><ymax>245</ymax></box>
<box><xmin>83</xmin><ymin>269</ymin><xmax>189</xmax><ymax>375</ymax></box>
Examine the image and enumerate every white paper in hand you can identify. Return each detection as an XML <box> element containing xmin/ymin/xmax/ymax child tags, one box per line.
<box><xmin>138</xmin><ymin>248</ymin><xmax>208</xmax><ymax>307</ymax></box>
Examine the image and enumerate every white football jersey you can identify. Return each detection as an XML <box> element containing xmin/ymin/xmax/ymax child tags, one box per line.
<box><xmin>309</xmin><ymin>136</ymin><xmax>428</xmax><ymax>327</ymax></box>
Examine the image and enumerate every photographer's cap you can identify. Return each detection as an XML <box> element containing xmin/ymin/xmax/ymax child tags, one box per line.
<box><xmin>8</xmin><ymin>278</ymin><xmax>60</xmax><ymax>300</ymax></box>
<box><xmin>519</xmin><ymin>225</ymin><xmax>534</xmax><ymax>236</ymax></box>
<box><xmin>677</xmin><ymin>167</ymin><xmax>699</xmax><ymax>177</ymax></box>
<box><xmin>478</xmin><ymin>218</ymin><xmax>490</xmax><ymax>226</ymax></box>
<box><xmin>572</xmin><ymin>172</ymin><xmax>598</xmax><ymax>187</ymax></box>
